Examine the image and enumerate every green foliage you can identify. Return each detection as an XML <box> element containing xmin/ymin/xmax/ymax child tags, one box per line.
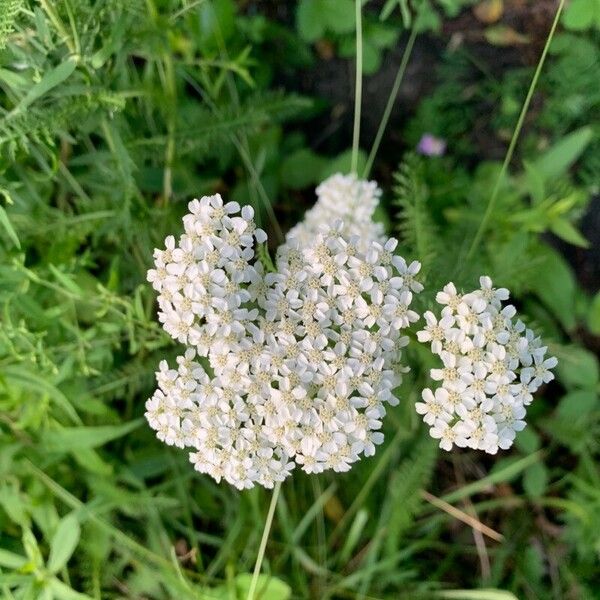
<box><xmin>0</xmin><ymin>1</ymin><xmax>598</xmax><ymax>599</ymax></box>
<box><xmin>393</xmin><ymin>152</ymin><xmax>440</xmax><ymax>270</ymax></box>
<box><xmin>0</xmin><ymin>0</ymin><xmax>22</xmax><ymax>48</ymax></box>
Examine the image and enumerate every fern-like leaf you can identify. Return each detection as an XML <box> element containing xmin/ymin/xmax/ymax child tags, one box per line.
<box><xmin>393</xmin><ymin>153</ymin><xmax>440</xmax><ymax>272</ymax></box>
<box><xmin>384</xmin><ymin>430</ymin><xmax>437</xmax><ymax>556</ymax></box>
<box><xmin>0</xmin><ymin>0</ymin><xmax>22</xmax><ymax>49</ymax></box>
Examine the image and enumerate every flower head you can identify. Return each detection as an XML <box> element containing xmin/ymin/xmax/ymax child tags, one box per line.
<box><xmin>146</xmin><ymin>175</ymin><xmax>422</xmax><ymax>488</ymax></box>
<box><xmin>416</xmin><ymin>276</ymin><xmax>556</xmax><ymax>454</ymax></box>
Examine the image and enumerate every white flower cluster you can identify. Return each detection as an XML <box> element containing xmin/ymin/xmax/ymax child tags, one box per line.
<box><xmin>416</xmin><ymin>277</ymin><xmax>557</xmax><ymax>454</ymax></box>
<box><xmin>285</xmin><ymin>173</ymin><xmax>386</xmax><ymax>252</ymax></box>
<box><xmin>145</xmin><ymin>175</ymin><xmax>422</xmax><ymax>489</ymax></box>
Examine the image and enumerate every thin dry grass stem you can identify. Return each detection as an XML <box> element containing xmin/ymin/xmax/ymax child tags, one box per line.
<box><xmin>419</xmin><ymin>490</ymin><xmax>504</xmax><ymax>543</ymax></box>
<box><xmin>453</xmin><ymin>460</ymin><xmax>491</xmax><ymax>580</ymax></box>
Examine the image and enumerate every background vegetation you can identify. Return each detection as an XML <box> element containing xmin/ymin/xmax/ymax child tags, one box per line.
<box><xmin>0</xmin><ymin>1</ymin><xmax>599</xmax><ymax>598</ymax></box>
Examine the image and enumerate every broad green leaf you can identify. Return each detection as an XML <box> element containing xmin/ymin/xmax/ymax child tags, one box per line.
<box><xmin>0</xmin><ymin>549</ymin><xmax>27</xmax><ymax>569</ymax></box>
<box><xmin>514</xmin><ymin>427</ymin><xmax>540</xmax><ymax>454</ymax></box>
<box><xmin>533</xmin><ymin>127</ymin><xmax>593</xmax><ymax>180</ymax></box>
<box><xmin>320</xmin><ymin>149</ymin><xmax>367</xmax><ymax>180</ymax></box>
<box><xmin>562</xmin><ymin>0</ymin><xmax>600</xmax><ymax>30</ymax></box>
<box><xmin>48</xmin><ymin>514</ymin><xmax>81</xmax><ymax>573</ymax></box>
<box><xmin>235</xmin><ymin>574</ymin><xmax>291</xmax><ymax>600</ymax></box>
<box><xmin>40</xmin><ymin>419</ymin><xmax>143</xmax><ymax>452</ymax></box>
<box><xmin>522</xmin><ymin>160</ymin><xmax>545</xmax><ymax>204</ymax></box>
<box><xmin>588</xmin><ymin>291</ymin><xmax>600</xmax><ymax>335</ymax></box>
<box><xmin>523</xmin><ymin>462</ymin><xmax>548</xmax><ymax>499</ymax></box>
<box><xmin>414</xmin><ymin>0</ymin><xmax>442</xmax><ymax>32</ymax></box>
<box><xmin>549</xmin><ymin>218</ymin><xmax>590</xmax><ymax>248</ymax></box>
<box><xmin>11</xmin><ymin>58</ymin><xmax>77</xmax><ymax>114</ymax></box>
<box><xmin>531</xmin><ymin>248</ymin><xmax>576</xmax><ymax>331</ymax></box>
<box><xmin>323</xmin><ymin>0</ymin><xmax>355</xmax><ymax>33</ymax></box>
<box><xmin>556</xmin><ymin>389</ymin><xmax>598</xmax><ymax>420</ymax></box>
<box><xmin>280</xmin><ymin>148</ymin><xmax>327</xmax><ymax>189</ymax></box>
<box><xmin>296</xmin><ymin>0</ymin><xmax>325</xmax><ymax>41</ymax></box>
<box><xmin>555</xmin><ymin>345</ymin><xmax>599</xmax><ymax>390</ymax></box>
<box><xmin>49</xmin><ymin>579</ymin><xmax>94</xmax><ymax>600</ymax></box>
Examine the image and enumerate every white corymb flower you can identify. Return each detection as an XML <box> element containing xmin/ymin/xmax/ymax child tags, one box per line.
<box><xmin>416</xmin><ymin>276</ymin><xmax>556</xmax><ymax>454</ymax></box>
<box><xmin>146</xmin><ymin>177</ymin><xmax>423</xmax><ymax>488</ymax></box>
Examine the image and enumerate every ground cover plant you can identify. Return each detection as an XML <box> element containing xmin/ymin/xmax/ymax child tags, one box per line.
<box><xmin>0</xmin><ymin>1</ymin><xmax>599</xmax><ymax>599</ymax></box>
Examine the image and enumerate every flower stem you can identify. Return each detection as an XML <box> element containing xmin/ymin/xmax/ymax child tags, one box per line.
<box><xmin>364</xmin><ymin>27</ymin><xmax>417</xmax><ymax>179</ymax></box>
<box><xmin>246</xmin><ymin>481</ymin><xmax>282</xmax><ymax>600</ymax></box>
<box><xmin>351</xmin><ymin>0</ymin><xmax>363</xmax><ymax>175</ymax></box>
<box><xmin>465</xmin><ymin>0</ymin><xmax>566</xmax><ymax>263</ymax></box>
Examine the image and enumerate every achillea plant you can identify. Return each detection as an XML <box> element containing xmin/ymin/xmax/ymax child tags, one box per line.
<box><xmin>146</xmin><ymin>174</ymin><xmax>421</xmax><ymax>489</ymax></box>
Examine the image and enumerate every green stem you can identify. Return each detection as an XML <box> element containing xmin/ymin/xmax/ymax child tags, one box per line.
<box><xmin>246</xmin><ymin>482</ymin><xmax>282</xmax><ymax>600</ymax></box>
<box><xmin>351</xmin><ymin>0</ymin><xmax>363</xmax><ymax>175</ymax></box>
<box><xmin>364</xmin><ymin>27</ymin><xmax>417</xmax><ymax>178</ymax></box>
<box><xmin>465</xmin><ymin>0</ymin><xmax>566</xmax><ymax>263</ymax></box>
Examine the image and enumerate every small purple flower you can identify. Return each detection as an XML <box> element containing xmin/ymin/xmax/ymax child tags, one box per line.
<box><xmin>417</xmin><ymin>134</ymin><xmax>446</xmax><ymax>157</ymax></box>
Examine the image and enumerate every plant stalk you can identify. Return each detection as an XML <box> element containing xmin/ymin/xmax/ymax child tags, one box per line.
<box><xmin>465</xmin><ymin>0</ymin><xmax>566</xmax><ymax>262</ymax></box>
<box><xmin>364</xmin><ymin>27</ymin><xmax>417</xmax><ymax>178</ymax></box>
<box><xmin>351</xmin><ymin>0</ymin><xmax>363</xmax><ymax>175</ymax></box>
<box><xmin>246</xmin><ymin>481</ymin><xmax>282</xmax><ymax>600</ymax></box>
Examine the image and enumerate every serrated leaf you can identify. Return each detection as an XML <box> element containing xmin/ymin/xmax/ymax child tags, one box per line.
<box><xmin>48</xmin><ymin>514</ymin><xmax>80</xmax><ymax>573</ymax></box>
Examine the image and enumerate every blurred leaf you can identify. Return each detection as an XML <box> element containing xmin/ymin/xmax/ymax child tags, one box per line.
<box><xmin>280</xmin><ymin>148</ymin><xmax>327</xmax><ymax>189</ymax></box>
<box><xmin>549</xmin><ymin>218</ymin><xmax>590</xmax><ymax>248</ymax></box>
<box><xmin>531</xmin><ymin>248</ymin><xmax>576</xmax><ymax>331</ymax></box>
<box><xmin>11</xmin><ymin>58</ymin><xmax>77</xmax><ymax>114</ymax></box>
<box><xmin>562</xmin><ymin>0</ymin><xmax>600</xmax><ymax>31</ymax></box>
<box><xmin>320</xmin><ymin>149</ymin><xmax>367</xmax><ymax>179</ymax></box>
<box><xmin>212</xmin><ymin>574</ymin><xmax>291</xmax><ymax>599</ymax></box>
<box><xmin>522</xmin><ymin>161</ymin><xmax>545</xmax><ymax>204</ymax></box>
<box><xmin>436</xmin><ymin>589</ymin><xmax>519</xmax><ymax>600</ymax></box>
<box><xmin>533</xmin><ymin>127</ymin><xmax>593</xmax><ymax>180</ymax></box>
<box><xmin>523</xmin><ymin>462</ymin><xmax>548</xmax><ymax>499</ymax></box>
<box><xmin>0</xmin><ymin>204</ymin><xmax>20</xmax><ymax>248</ymax></box>
<box><xmin>49</xmin><ymin>579</ymin><xmax>94</xmax><ymax>600</ymax></box>
<box><xmin>40</xmin><ymin>419</ymin><xmax>143</xmax><ymax>452</ymax></box>
<box><xmin>556</xmin><ymin>389</ymin><xmax>598</xmax><ymax>420</ymax></box>
<box><xmin>48</xmin><ymin>514</ymin><xmax>81</xmax><ymax>573</ymax></box>
<box><xmin>296</xmin><ymin>0</ymin><xmax>325</xmax><ymax>41</ymax></box>
<box><xmin>484</xmin><ymin>25</ymin><xmax>529</xmax><ymax>46</ymax></box>
<box><xmin>0</xmin><ymin>549</ymin><xmax>27</xmax><ymax>569</ymax></box>
<box><xmin>588</xmin><ymin>291</ymin><xmax>600</xmax><ymax>335</ymax></box>
<box><xmin>514</xmin><ymin>427</ymin><xmax>540</xmax><ymax>454</ymax></box>
<box><xmin>556</xmin><ymin>345</ymin><xmax>599</xmax><ymax>390</ymax></box>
